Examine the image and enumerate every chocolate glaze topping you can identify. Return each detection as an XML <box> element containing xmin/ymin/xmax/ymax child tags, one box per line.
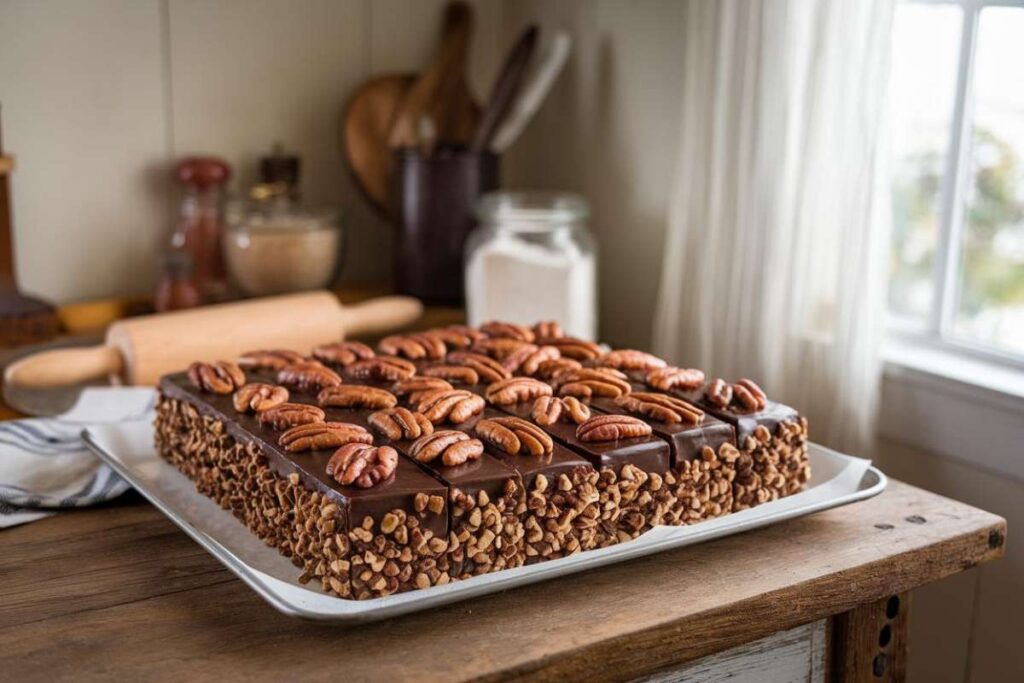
<box><xmin>589</xmin><ymin>396</ymin><xmax>735</xmax><ymax>468</ymax></box>
<box><xmin>159</xmin><ymin>373</ymin><xmax>447</xmax><ymax>537</ymax></box>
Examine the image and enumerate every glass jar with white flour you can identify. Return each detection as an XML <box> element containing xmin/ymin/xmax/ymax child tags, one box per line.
<box><xmin>465</xmin><ymin>192</ymin><xmax>596</xmax><ymax>339</ymax></box>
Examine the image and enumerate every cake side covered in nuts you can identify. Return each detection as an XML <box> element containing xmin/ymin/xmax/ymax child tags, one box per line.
<box><xmin>156</xmin><ymin>373</ymin><xmax>450</xmax><ymax>599</ymax></box>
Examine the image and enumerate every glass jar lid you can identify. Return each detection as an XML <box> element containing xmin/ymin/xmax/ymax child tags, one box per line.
<box><xmin>475</xmin><ymin>191</ymin><xmax>589</xmax><ymax>228</ymax></box>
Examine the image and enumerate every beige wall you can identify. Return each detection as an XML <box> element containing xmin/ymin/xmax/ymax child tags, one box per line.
<box><xmin>0</xmin><ymin>0</ymin><xmax>504</xmax><ymax>303</ymax></box>
<box><xmin>503</xmin><ymin>0</ymin><xmax>685</xmax><ymax>349</ymax></box>
<box><xmin>2</xmin><ymin>0</ymin><xmax>678</xmax><ymax>348</ymax></box>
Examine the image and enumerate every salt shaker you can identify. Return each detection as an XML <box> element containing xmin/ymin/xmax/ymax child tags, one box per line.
<box><xmin>465</xmin><ymin>192</ymin><xmax>596</xmax><ymax>339</ymax></box>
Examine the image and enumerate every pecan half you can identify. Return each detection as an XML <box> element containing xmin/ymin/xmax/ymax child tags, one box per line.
<box><xmin>499</xmin><ymin>343</ymin><xmax>538</xmax><ymax>372</ymax></box>
<box><xmin>576</xmin><ymin>415</ymin><xmax>652</xmax><ymax>442</ymax></box>
<box><xmin>318</xmin><ymin>385</ymin><xmax>398</xmax><ymax>410</ymax></box>
<box><xmin>646</xmin><ymin>366</ymin><xmax>706</xmax><ymax>392</ymax></box>
<box><xmin>598</xmin><ymin>349</ymin><xmax>668</xmax><ymax>372</ymax></box>
<box><xmin>484</xmin><ymin>377</ymin><xmax>553</xmax><ymax>406</ymax></box>
<box><xmin>232</xmin><ymin>382</ymin><xmax>289</xmax><ymax>413</ymax></box>
<box><xmin>188</xmin><ymin>361</ymin><xmax>246</xmax><ymax>394</ymax></box>
<box><xmin>615</xmin><ymin>392</ymin><xmax>704</xmax><ymax>426</ymax></box>
<box><xmin>516</xmin><ymin>345</ymin><xmax>561</xmax><ymax>376</ymax></box>
<box><xmin>392</xmin><ymin>377</ymin><xmax>453</xmax><ymax>404</ymax></box>
<box><xmin>312</xmin><ymin>341</ymin><xmax>375</xmax><ymax>367</ymax></box>
<box><xmin>532</xmin><ymin>321</ymin><xmax>563</xmax><ymax>339</ymax></box>
<box><xmin>532</xmin><ymin>395</ymin><xmax>591</xmax><ymax>426</ymax></box>
<box><xmin>378</xmin><ymin>333</ymin><xmax>446</xmax><ymax>360</ymax></box>
<box><xmin>367</xmin><ymin>407</ymin><xmax>434</xmax><ymax>440</ymax></box>
<box><xmin>236</xmin><ymin>349</ymin><xmax>305</xmax><ymax>371</ymax></box>
<box><xmin>347</xmin><ymin>356</ymin><xmax>417</xmax><ymax>382</ymax></box>
<box><xmin>470</xmin><ymin>338</ymin><xmax>533</xmax><ymax>361</ymax></box>
<box><xmin>479</xmin><ymin>321</ymin><xmax>535</xmax><ymax>342</ymax></box>
<box><xmin>277</xmin><ymin>361</ymin><xmax>342</xmax><ymax>393</ymax></box>
<box><xmin>705</xmin><ymin>378</ymin><xmax>733</xmax><ymax>409</ymax></box>
<box><xmin>408</xmin><ymin>430</ymin><xmax>484</xmax><ymax>467</ymax></box>
<box><xmin>733</xmin><ymin>378</ymin><xmax>767</xmax><ymax>412</ymax></box>
<box><xmin>533</xmin><ymin>358</ymin><xmax>583</xmax><ymax>381</ymax></box>
<box><xmin>326</xmin><ymin>443</ymin><xmax>398</xmax><ymax>488</ymax></box>
<box><xmin>556</xmin><ymin>368</ymin><xmax>631</xmax><ymax>399</ymax></box>
<box><xmin>446</xmin><ymin>351</ymin><xmax>511</xmax><ymax>384</ymax></box>
<box><xmin>537</xmin><ymin>336</ymin><xmax>603</xmax><ymax>361</ymax></box>
<box><xmin>421</xmin><ymin>364</ymin><xmax>479</xmax><ymax>385</ymax></box>
<box><xmin>279</xmin><ymin>422</ymin><xmax>373</xmax><ymax>452</ymax></box>
<box><xmin>256</xmin><ymin>403</ymin><xmax>325</xmax><ymax>430</ymax></box>
<box><xmin>475</xmin><ymin>416</ymin><xmax>553</xmax><ymax>456</ymax></box>
<box><xmin>441</xmin><ymin>324</ymin><xmax>487</xmax><ymax>344</ymax></box>
<box><xmin>423</xmin><ymin>327</ymin><xmax>477</xmax><ymax>350</ymax></box>
<box><xmin>414</xmin><ymin>389</ymin><xmax>485</xmax><ymax>424</ymax></box>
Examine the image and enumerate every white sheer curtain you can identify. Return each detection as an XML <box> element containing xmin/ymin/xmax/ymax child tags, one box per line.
<box><xmin>652</xmin><ymin>0</ymin><xmax>894</xmax><ymax>453</ymax></box>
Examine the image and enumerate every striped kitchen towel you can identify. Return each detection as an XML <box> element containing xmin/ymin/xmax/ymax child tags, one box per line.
<box><xmin>0</xmin><ymin>387</ymin><xmax>156</xmax><ymax>528</ymax></box>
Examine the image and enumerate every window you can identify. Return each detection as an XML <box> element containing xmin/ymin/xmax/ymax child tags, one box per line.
<box><xmin>889</xmin><ymin>0</ymin><xmax>1024</xmax><ymax>364</ymax></box>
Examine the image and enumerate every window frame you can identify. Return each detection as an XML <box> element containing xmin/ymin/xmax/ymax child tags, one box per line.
<box><xmin>890</xmin><ymin>0</ymin><xmax>1024</xmax><ymax>371</ymax></box>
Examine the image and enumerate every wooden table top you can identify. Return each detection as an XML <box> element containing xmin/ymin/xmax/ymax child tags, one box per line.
<box><xmin>0</xmin><ymin>291</ymin><xmax>1007</xmax><ymax>680</ymax></box>
<box><xmin>0</xmin><ymin>477</ymin><xmax>1004</xmax><ymax>682</ymax></box>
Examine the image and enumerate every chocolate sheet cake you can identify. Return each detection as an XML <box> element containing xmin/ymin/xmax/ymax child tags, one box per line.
<box><xmin>155</xmin><ymin>321</ymin><xmax>808</xmax><ymax>599</ymax></box>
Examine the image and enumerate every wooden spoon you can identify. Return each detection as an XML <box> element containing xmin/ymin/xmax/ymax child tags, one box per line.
<box><xmin>470</xmin><ymin>25</ymin><xmax>539</xmax><ymax>153</ymax></box>
<box><xmin>387</xmin><ymin>2</ymin><xmax>475</xmax><ymax>150</ymax></box>
<box><xmin>340</xmin><ymin>4</ymin><xmax>479</xmax><ymax>214</ymax></box>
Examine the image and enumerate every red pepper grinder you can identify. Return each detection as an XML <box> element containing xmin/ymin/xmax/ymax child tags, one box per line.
<box><xmin>153</xmin><ymin>250</ymin><xmax>201</xmax><ymax>313</ymax></box>
<box><xmin>172</xmin><ymin>156</ymin><xmax>231</xmax><ymax>299</ymax></box>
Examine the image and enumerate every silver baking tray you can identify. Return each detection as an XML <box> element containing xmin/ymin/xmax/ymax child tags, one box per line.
<box><xmin>83</xmin><ymin>421</ymin><xmax>886</xmax><ymax>623</ymax></box>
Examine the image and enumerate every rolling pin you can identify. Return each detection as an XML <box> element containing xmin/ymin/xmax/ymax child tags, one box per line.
<box><xmin>3</xmin><ymin>291</ymin><xmax>422</xmax><ymax>388</ymax></box>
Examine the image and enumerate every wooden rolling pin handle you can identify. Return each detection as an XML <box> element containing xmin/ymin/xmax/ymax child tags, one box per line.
<box><xmin>3</xmin><ymin>345</ymin><xmax>124</xmax><ymax>388</ymax></box>
<box><xmin>340</xmin><ymin>296</ymin><xmax>423</xmax><ymax>337</ymax></box>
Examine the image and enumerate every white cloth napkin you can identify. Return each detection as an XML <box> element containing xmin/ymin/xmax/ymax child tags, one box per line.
<box><xmin>0</xmin><ymin>387</ymin><xmax>156</xmax><ymax>528</ymax></box>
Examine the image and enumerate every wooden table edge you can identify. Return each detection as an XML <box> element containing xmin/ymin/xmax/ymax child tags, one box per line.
<box><xmin>471</xmin><ymin>514</ymin><xmax>1006</xmax><ymax>682</ymax></box>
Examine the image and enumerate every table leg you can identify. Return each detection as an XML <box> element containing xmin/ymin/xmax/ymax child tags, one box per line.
<box><xmin>831</xmin><ymin>592</ymin><xmax>910</xmax><ymax>681</ymax></box>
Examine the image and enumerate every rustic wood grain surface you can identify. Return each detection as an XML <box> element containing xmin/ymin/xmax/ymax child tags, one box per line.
<box><xmin>0</xmin><ymin>478</ymin><xmax>1004</xmax><ymax>682</ymax></box>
